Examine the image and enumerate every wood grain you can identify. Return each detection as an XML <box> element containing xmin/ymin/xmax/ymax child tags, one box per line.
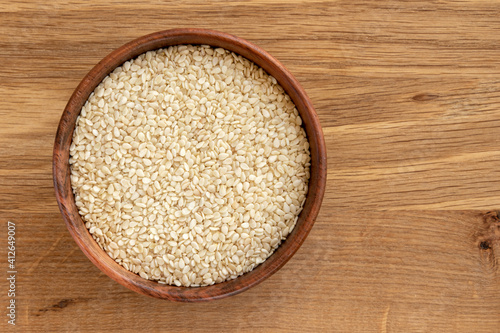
<box><xmin>1</xmin><ymin>0</ymin><xmax>500</xmax><ymax>331</ymax></box>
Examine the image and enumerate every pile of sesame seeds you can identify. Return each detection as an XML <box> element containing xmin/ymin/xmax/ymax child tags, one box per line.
<box><xmin>70</xmin><ymin>45</ymin><xmax>310</xmax><ymax>287</ymax></box>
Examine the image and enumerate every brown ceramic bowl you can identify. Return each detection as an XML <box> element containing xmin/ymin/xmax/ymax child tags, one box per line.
<box><xmin>53</xmin><ymin>28</ymin><xmax>327</xmax><ymax>301</ymax></box>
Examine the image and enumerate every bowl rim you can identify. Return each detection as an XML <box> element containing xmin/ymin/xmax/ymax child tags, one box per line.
<box><xmin>53</xmin><ymin>28</ymin><xmax>327</xmax><ymax>301</ymax></box>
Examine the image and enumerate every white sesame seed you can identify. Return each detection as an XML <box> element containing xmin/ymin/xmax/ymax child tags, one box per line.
<box><xmin>70</xmin><ymin>45</ymin><xmax>310</xmax><ymax>287</ymax></box>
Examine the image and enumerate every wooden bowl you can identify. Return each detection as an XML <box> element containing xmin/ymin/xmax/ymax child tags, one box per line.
<box><xmin>53</xmin><ymin>28</ymin><xmax>327</xmax><ymax>301</ymax></box>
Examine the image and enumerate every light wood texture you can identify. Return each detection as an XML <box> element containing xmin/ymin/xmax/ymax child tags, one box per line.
<box><xmin>1</xmin><ymin>0</ymin><xmax>499</xmax><ymax>331</ymax></box>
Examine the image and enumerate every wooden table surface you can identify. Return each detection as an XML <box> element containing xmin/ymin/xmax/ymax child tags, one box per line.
<box><xmin>1</xmin><ymin>1</ymin><xmax>500</xmax><ymax>332</ymax></box>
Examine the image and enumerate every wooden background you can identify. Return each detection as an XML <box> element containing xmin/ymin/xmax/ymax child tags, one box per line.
<box><xmin>1</xmin><ymin>0</ymin><xmax>500</xmax><ymax>331</ymax></box>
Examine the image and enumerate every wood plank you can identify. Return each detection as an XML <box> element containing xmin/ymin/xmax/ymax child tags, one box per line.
<box><xmin>1</xmin><ymin>0</ymin><xmax>500</xmax><ymax>331</ymax></box>
<box><xmin>1</xmin><ymin>211</ymin><xmax>498</xmax><ymax>331</ymax></box>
